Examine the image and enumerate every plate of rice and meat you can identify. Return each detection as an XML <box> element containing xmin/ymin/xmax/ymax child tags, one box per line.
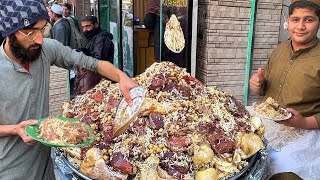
<box><xmin>25</xmin><ymin>116</ymin><xmax>95</xmax><ymax>148</ymax></box>
<box><xmin>254</xmin><ymin>97</ymin><xmax>292</xmax><ymax>121</ymax></box>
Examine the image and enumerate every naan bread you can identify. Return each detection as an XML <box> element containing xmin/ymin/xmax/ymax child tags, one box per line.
<box><xmin>164</xmin><ymin>14</ymin><xmax>185</xmax><ymax>53</ymax></box>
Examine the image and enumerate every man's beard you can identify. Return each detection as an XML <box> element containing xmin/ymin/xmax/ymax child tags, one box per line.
<box><xmin>8</xmin><ymin>34</ymin><xmax>42</xmax><ymax>65</ymax></box>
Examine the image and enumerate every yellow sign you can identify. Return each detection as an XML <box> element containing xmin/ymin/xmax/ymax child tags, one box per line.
<box><xmin>163</xmin><ymin>0</ymin><xmax>187</xmax><ymax>7</ymax></box>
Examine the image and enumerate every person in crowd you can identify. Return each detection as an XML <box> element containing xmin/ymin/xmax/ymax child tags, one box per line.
<box><xmin>43</xmin><ymin>18</ymin><xmax>53</xmax><ymax>38</ymax></box>
<box><xmin>250</xmin><ymin>0</ymin><xmax>320</xmax><ymax>179</ymax></box>
<box><xmin>49</xmin><ymin>3</ymin><xmax>70</xmax><ymax>46</ymax></box>
<box><xmin>49</xmin><ymin>3</ymin><xmax>77</xmax><ymax>98</ymax></box>
<box><xmin>47</xmin><ymin>0</ymin><xmax>55</xmax><ymax>8</ymax></box>
<box><xmin>62</xmin><ymin>2</ymin><xmax>81</xmax><ymax>31</ymax></box>
<box><xmin>144</xmin><ymin>0</ymin><xmax>160</xmax><ymax>61</ymax></box>
<box><xmin>81</xmin><ymin>16</ymin><xmax>114</xmax><ymax>63</ymax></box>
<box><xmin>0</xmin><ymin>0</ymin><xmax>137</xmax><ymax>179</ymax></box>
<box><xmin>75</xmin><ymin>15</ymin><xmax>115</xmax><ymax>95</ymax></box>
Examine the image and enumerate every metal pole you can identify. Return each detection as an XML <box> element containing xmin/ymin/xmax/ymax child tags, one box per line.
<box><xmin>244</xmin><ymin>0</ymin><xmax>257</xmax><ymax>105</ymax></box>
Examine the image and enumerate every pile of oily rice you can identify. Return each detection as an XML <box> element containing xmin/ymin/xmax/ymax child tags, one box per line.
<box><xmin>60</xmin><ymin>61</ymin><xmax>265</xmax><ymax>180</ymax></box>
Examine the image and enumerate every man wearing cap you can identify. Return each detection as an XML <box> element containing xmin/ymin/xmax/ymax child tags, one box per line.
<box><xmin>0</xmin><ymin>0</ymin><xmax>137</xmax><ymax>179</ymax></box>
<box><xmin>49</xmin><ymin>3</ymin><xmax>71</xmax><ymax>46</ymax></box>
<box><xmin>250</xmin><ymin>0</ymin><xmax>320</xmax><ymax>179</ymax></box>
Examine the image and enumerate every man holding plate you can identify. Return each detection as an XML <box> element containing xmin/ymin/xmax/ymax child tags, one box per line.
<box><xmin>0</xmin><ymin>0</ymin><xmax>137</xmax><ymax>179</ymax></box>
<box><xmin>250</xmin><ymin>0</ymin><xmax>320</xmax><ymax>179</ymax></box>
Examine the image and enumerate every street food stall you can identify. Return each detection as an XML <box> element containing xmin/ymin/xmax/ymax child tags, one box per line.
<box><xmin>47</xmin><ymin>61</ymin><xmax>267</xmax><ymax>179</ymax></box>
<box><xmin>45</xmin><ymin>0</ymin><xmax>268</xmax><ymax>179</ymax></box>
<box><xmin>98</xmin><ymin>0</ymin><xmax>197</xmax><ymax>76</ymax></box>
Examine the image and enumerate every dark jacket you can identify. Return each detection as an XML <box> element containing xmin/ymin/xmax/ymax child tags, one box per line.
<box><xmin>84</xmin><ymin>27</ymin><xmax>114</xmax><ymax>63</ymax></box>
<box><xmin>144</xmin><ymin>13</ymin><xmax>160</xmax><ymax>60</ymax></box>
<box><xmin>75</xmin><ymin>27</ymin><xmax>114</xmax><ymax>95</ymax></box>
<box><xmin>52</xmin><ymin>18</ymin><xmax>71</xmax><ymax>46</ymax></box>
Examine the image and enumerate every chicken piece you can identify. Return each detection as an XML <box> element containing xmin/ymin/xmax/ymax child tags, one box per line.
<box><xmin>239</xmin><ymin>134</ymin><xmax>264</xmax><ymax>158</ymax></box>
<box><xmin>192</xmin><ymin>143</ymin><xmax>214</xmax><ymax>165</ymax></box>
<box><xmin>195</xmin><ymin>168</ymin><xmax>218</xmax><ymax>180</ymax></box>
<box><xmin>80</xmin><ymin>148</ymin><xmax>127</xmax><ymax>180</ymax></box>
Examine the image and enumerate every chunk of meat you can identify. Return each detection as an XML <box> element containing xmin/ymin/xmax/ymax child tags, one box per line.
<box><xmin>168</xmin><ymin>136</ymin><xmax>192</xmax><ymax>147</ymax></box>
<box><xmin>177</xmin><ymin>85</ymin><xmax>191</xmax><ymax>97</ymax></box>
<box><xmin>94</xmin><ymin>91</ymin><xmax>104</xmax><ymax>102</ymax></box>
<box><xmin>212</xmin><ymin>140</ymin><xmax>236</xmax><ymax>155</ymax></box>
<box><xmin>148</xmin><ymin>112</ymin><xmax>164</xmax><ymax>129</ymax></box>
<box><xmin>100</xmin><ymin>125</ymin><xmax>114</xmax><ymax>144</ymax></box>
<box><xmin>166</xmin><ymin>167</ymin><xmax>184</xmax><ymax>179</ymax></box>
<box><xmin>66</xmin><ymin>112</ymin><xmax>75</xmax><ymax>118</ymax></box>
<box><xmin>182</xmin><ymin>76</ymin><xmax>202</xmax><ymax>87</ymax></box>
<box><xmin>149</xmin><ymin>74</ymin><xmax>165</xmax><ymax>90</ymax></box>
<box><xmin>208</xmin><ymin>133</ymin><xmax>236</xmax><ymax>155</ymax></box>
<box><xmin>110</xmin><ymin>152</ymin><xmax>133</xmax><ymax>174</ymax></box>
<box><xmin>197</xmin><ymin>122</ymin><xmax>217</xmax><ymax>134</ymax></box>
<box><xmin>105</xmin><ymin>96</ymin><xmax>119</xmax><ymax>111</ymax></box>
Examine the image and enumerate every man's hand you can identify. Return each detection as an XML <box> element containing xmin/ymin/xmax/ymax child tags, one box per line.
<box><xmin>16</xmin><ymin>120</ymin><xmax>38</xmax><ymax>145</ymax></box>
<box><xmin>96</xmin><ymin>61</ymin><xmax>138</xmax><ymax>106</ymax></box>
<box><xmin>118</xmin><ymin>73</ymin><xmax>138</xmax><ymax>107</ymax></box>
<box><xmin>249</xmin><ymin>68</ymin><xmax>265</xmax><ymax>94</ymax></box>
<box><xmin>278</xmin><ymin>108</ymin><xmax>319</xmax><ymax>129</ymax></box>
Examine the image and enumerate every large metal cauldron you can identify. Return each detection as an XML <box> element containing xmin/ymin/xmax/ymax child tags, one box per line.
<box><xmin>52</xmin><ymin>144</ymin><xmax>268</xmax><ymax>180</ymax></box>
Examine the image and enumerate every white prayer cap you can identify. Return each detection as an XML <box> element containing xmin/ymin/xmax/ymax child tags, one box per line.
<box><xmin>51</xmin><ymin>4</ymin><xmax>63</xmax><ymax>15</ymax></box>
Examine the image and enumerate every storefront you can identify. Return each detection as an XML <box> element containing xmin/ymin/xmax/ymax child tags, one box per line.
<box><xmin>96</xmin><ymin>0</ymin><xmax>198</xmax><ymax>77</ymax></box>
<box><xmin>43</xmin><ymin>0</ymin><xmax>315</xmax><ymax>179</ymax></box>
<box><xmin>49</xmin><ymin>0</ymin><xmax>283</xmax><ymax>114</ymax></box>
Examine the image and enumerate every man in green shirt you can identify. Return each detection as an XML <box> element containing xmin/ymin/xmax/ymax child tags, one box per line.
<box><xmin>62</xmin><ymin>2</ymin><xmax>81</xmax><ymax>32</ymax></box>
<box><xmin>250</xmin><ymin>0</ymin><xmax>320</xmax><ymax>179</ymax></box>
<box><xmin>0</xmin><ymin>0</ymin><xmax>137</xmax><ymax>179</ymax></box>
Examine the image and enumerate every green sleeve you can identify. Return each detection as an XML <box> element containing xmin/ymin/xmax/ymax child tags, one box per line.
<box><xmin>71</xmin><ymin>16</ymin><xmax>81</xmax><ymax>32</ymax></box>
